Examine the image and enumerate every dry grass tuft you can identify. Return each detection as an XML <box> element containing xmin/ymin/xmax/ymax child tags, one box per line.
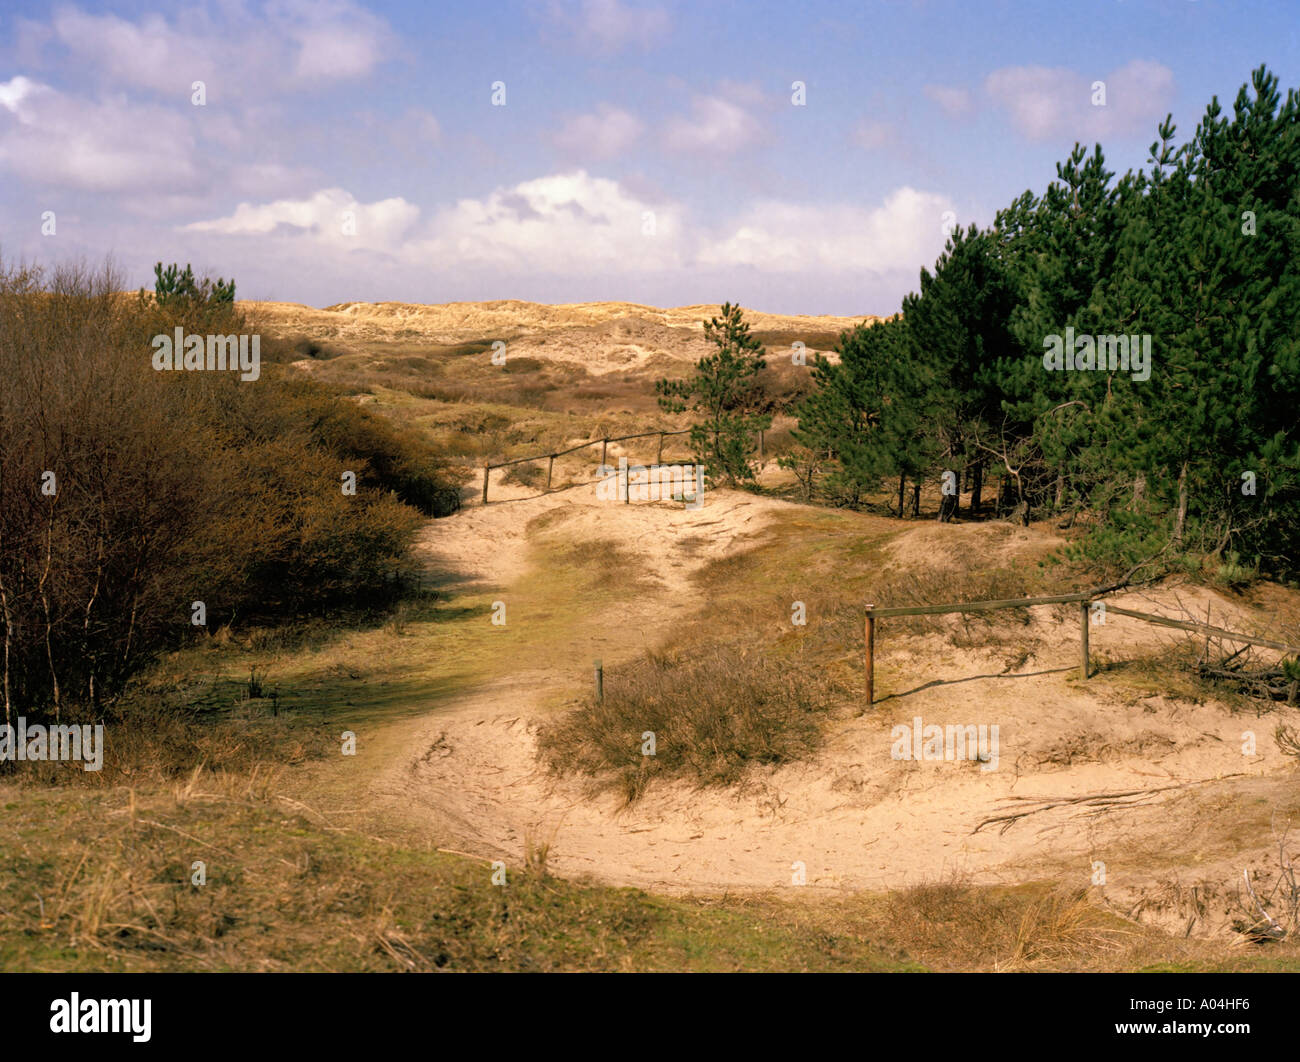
<box><xmin>537</xmin><ymin>644</ymin><xmax>846</xmax><ymax>803</ymax></box>
<box><xmin>883</xmin><ymin>875</ymin><xmax>1132</xmax><ymax>970</ymax></box>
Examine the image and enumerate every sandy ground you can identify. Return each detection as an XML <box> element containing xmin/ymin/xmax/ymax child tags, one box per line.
<box><xmin>364</xmin><ymin>474</ymin><xmax>1300</xmax><ymax>937</ymax></box>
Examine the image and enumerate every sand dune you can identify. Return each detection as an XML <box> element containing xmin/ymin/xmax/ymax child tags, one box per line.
<box><xmin>362</xmin><ymin>477</ymin><xmax>1300</xmax><ymax>938</ymax></box>
<box><xmin>245</xmin><ymin>297</ymin><xmax>880</xmax><ymax>347</ymax></box>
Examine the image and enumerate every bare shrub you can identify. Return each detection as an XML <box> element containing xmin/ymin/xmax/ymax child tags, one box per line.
<box><xmin>0</xmin><ymin>256</ymin><xmax>453</xmax><ymax>725</ymax></box>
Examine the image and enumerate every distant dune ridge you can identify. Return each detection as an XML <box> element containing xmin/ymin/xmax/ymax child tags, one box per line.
<box><xmin>244</xmin><ymin>298</ymin><xmax>883</xmax><ymax>373</ymax></box>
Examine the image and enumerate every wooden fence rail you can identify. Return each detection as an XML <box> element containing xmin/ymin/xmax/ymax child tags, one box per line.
<box><xmin>481</xmin><ymin>428</ymin><xmax>691</xmax><ymax>503</ymax></box>
<box><xmin>864</xmin><ymin>590</ymin><xmax>1300</xmax><ymax>708</ymax></box>
<box><xmin>1100</xmin><ymin>604</ymin><xmax>1300</xmax><ymax>655</ymax></box>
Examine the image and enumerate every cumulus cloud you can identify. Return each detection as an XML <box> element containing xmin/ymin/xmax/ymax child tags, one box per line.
<box><xmin>183</xmin><ymin>188</ymin><xmax>420</xmax><ymax>252</ymax></box>
<box><xmin>417</xmin><ymin>171</ymin><xmax>684</xmax><ymax>272</ymax></box>
<box><xmin>48</xmin><ymin>9</ymin><xmax>216</xmax><ymax>95</ymax></box>
<box><xmin>696</xmin><ymin>187</ymin><xmax>956</xmax><ymax>275</ymax></box>
<box><xmin>924</xmin><ymin>84</ymin><xmax>973</xmax><ymax>117</ymax></box>
<box><xmin>0</xmin><ymin>76</ymin><xmax>199</xmax><ymax>190</ymax></box>
<box><xmin>177</xmin><ymin>173</ymin><xmax>959</xmax><ymax>293</ymax></box>
<box><xmin>663</xmin><ymin>94</ymin><xmax>764</xmax><ymax>154</ymax></box>
<box><xmin>536</xmin><ymin>0</ymin><xmax>670</xmax><ymax>52</ymax></box>
<box><xmin>985</xmin><ymin>60</ymin><xmax>1175</xmax><ymax>140</ymax></box>
<box><xmin>38</xmin><ymin>1</ymin><xmax>391</xmax><ymax>98</ymax></box>
<box><xmin>278</xmin><ymin>0</ymin><xmax>390</xmax><ymax>81</ymax></box>
<box><xmin>553</xmin><ymin>104</ymin><xmax>645</xmax><ymax>160</ymax></box>
<box><xmin>181</xmin><ymin>173</ymin><xmax>683</xmax><ymax>273</ymax></box>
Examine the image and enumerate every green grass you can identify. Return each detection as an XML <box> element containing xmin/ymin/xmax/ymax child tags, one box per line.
<box><xmin>0</xmin><ymin>783</ymin><xmax>918</xmax><ymax>972</ymax></box>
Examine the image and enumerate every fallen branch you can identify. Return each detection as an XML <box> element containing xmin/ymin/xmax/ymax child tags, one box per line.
<box><xmin>973</xmin><ymin>776</ymin><xmax>1244</xmax><ymax>835</ymax></box>
<box><xmin>1242</xmin><ymin>868</ymin><xmax>1286</xmax><ymax>940</ymax></box>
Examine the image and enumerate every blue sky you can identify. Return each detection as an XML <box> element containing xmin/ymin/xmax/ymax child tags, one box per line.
<box><xmin>1</xmin><ymin>0</ymin><xmax>1296</xmax><ymax>314</ymax></box>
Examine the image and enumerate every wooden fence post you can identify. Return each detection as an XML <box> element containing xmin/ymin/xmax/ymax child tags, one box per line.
<box><xmin>547</xmin><ymin>454</ymin><xmax>554</xmax><ymax>489</ymax></box>
<box><xmin>482</xmin><ymin>463</ymin><xmax>490</xmax><ymax>505</ymax></box>
<box><xmin>864</xmin><ymin>604</ymin><xmax>875</xmax><ymax>710</ymax></box>
<box><xmin>1079</xmin><ymin>599</ymin><xmax>1090</xmax><ymax>679</ymax></box>
<box><xmin>601</xmin><ymin>437</ymin><xmax>608</xmax><ymax>467</ymax></box>
<box><xmin>594</xmin><ymin>659</ymin><xmax>603</xmax><ymax>703</ymax></box>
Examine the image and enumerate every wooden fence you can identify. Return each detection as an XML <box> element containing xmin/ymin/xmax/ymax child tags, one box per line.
<box><xmin>481</xmin><ymin>428</ymin><xmax>692</xmax><ymax>503</ymax></box>
<box><xmin>862</xmin><ymin>591</ymin><xmax>1300</xmax><ymax>707</ymax></box>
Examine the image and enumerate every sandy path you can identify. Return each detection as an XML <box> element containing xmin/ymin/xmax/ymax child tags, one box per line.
<box><xmin>367</xmin><ymin>483</ymin><xmax>1300</xmax><ymax>934</ymax></box>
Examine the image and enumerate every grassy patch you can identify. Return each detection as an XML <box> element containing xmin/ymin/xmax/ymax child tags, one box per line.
<box><xmin>0</xmin><ymin>783</ymin><xmax>915</xmax><ymax>972</ymax></box>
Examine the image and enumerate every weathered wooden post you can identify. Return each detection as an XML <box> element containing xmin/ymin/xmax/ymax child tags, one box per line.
<box><xmin>601</xmin><ymin>437</ymin><xmax>608</xmax><ymax>467</ymax></box>
<box><xmin>482</xmin><ymin>462</ymin><xmax>490</xmax><ymax>505</ymax></box>
<box><xmin>547</xmin><ymin>454</ymin><xmax>554</xmax><ymax>489</ymax></box>
<box><xmin>1079</xmin><ymin>599</ymin><xmax>1090</xmax><ymax>679</ymax></box>
<box><xmin>864</xmin><ymin>604</ymin><xmax>875</xmax><ymax>710</ymax></box>
<box><xmin>594</xmin><ymin>659</ymin><xmax>604</xmax><ymax>703</ymax></box>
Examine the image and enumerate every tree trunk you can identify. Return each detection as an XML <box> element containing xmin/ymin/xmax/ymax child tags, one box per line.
<box><xmin>911</xmin><ymin>482</ymin><xmax>921</xmax><ymax>518</ymax></box>
<box><xmin>971</xmin><ymin>461</ymin><xmax>983</xmax><ymax>517</ymax></box>
<box><xmin>897</xmin><ymin>472</ymin><xmax>906</xmax><ymax>519</ymax></box>
<box><xmin>0</xmin><ymin>576</ymin><xmax>11</xmax><ymax>727</ymax></box>
<box><xmin>1212</xmin><ymin>517</ymin><xmax>1233</xmax><ymax>559</ymax></box>
<box><xmin>1174</xmin><ymin>461</ymin><xmax>1189</xmax><ymax>544</ymax></box>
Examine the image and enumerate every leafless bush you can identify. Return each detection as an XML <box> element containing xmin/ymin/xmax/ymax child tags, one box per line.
<box><xmin>0</xmin><ymin>256</ymin><xmax>448</xmax><ymax>726</ymax></box>
<box><xmin>1236</xmin><ymin>819</ymin><xmax>1300</xmax><ymax>942</ymax></box>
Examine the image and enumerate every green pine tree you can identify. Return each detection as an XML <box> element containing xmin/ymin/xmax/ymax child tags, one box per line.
<box><xmin>657</xmin><ymin>303</ymin><xmax>771</xmax><ymax>486</ymax></box>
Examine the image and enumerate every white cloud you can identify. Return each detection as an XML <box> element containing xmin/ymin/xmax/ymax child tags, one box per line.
<box><xmin>183</xmin><ymin>188</ymin><xmax>419</xmax><ymax>252</ymax></box>
<box><xmin>418</xmin><ymin>171</ymin><xmax>684</xmax><ymax>272</ymax></box>
<box><xmin>49</xmin><ymin>9</ymin><xmax>209</xmax><ymax>95</ymax></box>
<box><xmin>924</xmin><ymin>84</ymin><xmax>973</xmax><ymax>117</ymax></box>
<box><xmin>181</xmin><ymin>173</ymin><xmax>684</xmax><ymax>273</ymax></box>
<box><xmin>663</xmin><ymin>95</ymin><xmax>763</xmax><ymax>154</ymax></box>
<box><xmin>176</xmin><ymin>173</ymin><xmax>958</xmax><ymax>292</ymax></box>
<box><xmin>696</xmin><ymin>187</ymin><xmax>956</xmax><ymax>275</ymax></box>
<box><xmin>538</xmin><ymin>0</ymin><xmax>670</xmax><ymax>52</ymax></box>
<box><xmin>0</xmin><ymin>76</ymin><xmax>199</xmax><ymax>190</ymax></box>
<box><xmin>278</xmin><ymin>0</ymin><xmax>390</xmax><ymax>81</ymax></box>
<box><xmin>553</xmin><ymin>104</ymin><xmax>644</xmax><ymax>159</ymax></box>
<box><xmin>41</xmin><ymin>1</ymin><xmax>390</xmax><ymax>98</ymax></box>
<box><xmin>985</xmin><ymin>60</ymin><xmax>1175</xmax><ymax>140</ymax></box>
<box><xmin>0</xmin><ymin>75</ymin><xmax>45</xmax><ymax>117</ymax></box>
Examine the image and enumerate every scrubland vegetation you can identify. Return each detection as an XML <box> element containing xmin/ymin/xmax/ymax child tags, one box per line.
<box><xmin>0</xmin><ymin>258</ymin><xmax>462</xmax><ymax>734</ymax></box>
<box><xmin>3</xmin><ymin>64</ymin><xmax>1300</xmax><ymax>975</ymax></box>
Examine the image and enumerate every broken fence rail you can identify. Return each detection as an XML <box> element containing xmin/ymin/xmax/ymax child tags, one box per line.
<box><xmin>863</xmin><ymin>591</ymin><xmax>1300</xmax><ymax>707</ymax></box>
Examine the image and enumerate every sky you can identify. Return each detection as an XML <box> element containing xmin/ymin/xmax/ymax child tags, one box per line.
<box><xmin>0</xmin><ymin>0</ymin><xmax>1296</xmax><ymax>315</ymax></box>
